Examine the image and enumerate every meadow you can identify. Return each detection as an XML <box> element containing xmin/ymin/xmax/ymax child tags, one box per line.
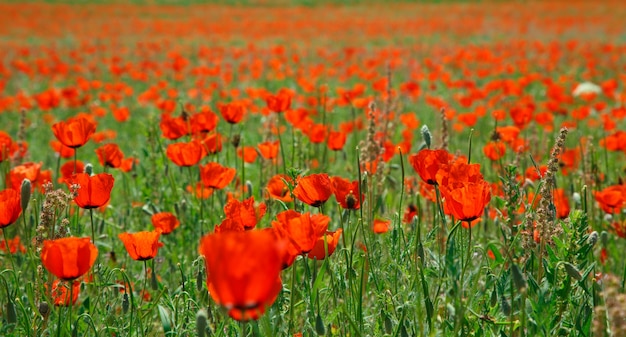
<box><xmin>1</xmin><ymin>1</ymin><xmax>626</xmax><ymax>336</ymax></box>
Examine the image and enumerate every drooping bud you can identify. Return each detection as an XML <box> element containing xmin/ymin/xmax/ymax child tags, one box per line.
<box><xmin>563</xmin><ymin>262</ymin><xmax>582</xmax><ymax>281</ymax></box>
<box><xmin>122</xmin><ymin>293</ymin><xmax>129</xmax><ymax>314</ymax></box>
<box><xmin>20</xmin><ymin>178</ymin><xmax>31</xmax><ymax>212</ymax></box>
<box><xmin>84</xmin><ymin>163</ymin><xmax>93</xmax><ymax>176</ymax></box>
<box><xmin>421</xmin><ymin>125</ymin><xmax>431</xmax><ymax>149</ymax></box>
<box><xmin>196</xmin><ymin>309</ymin><xmax>208</xmax><ymax>337</ymax></box>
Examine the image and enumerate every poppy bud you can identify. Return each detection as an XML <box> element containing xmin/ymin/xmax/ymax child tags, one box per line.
<box><xmin>38</xmin><ymin>301</ymin><xmax>50</xmax><ymax>318</ymax></box>
<box><xmin>587</xmin><ymin>231</ymin><xmax>598</xmax><ymax>246</ymax></box>
<box><xmin>84</xmin><ymin>163</ymin><xmax>93</xmax><ymax>175</ymax></box>
<box><xmin>196</xmin><ymin>309</ymin><xmax>208</xmax><ymax>337</ymax></box>
<box><xmin>400</xmin><ymin>323</ymin><xmax>409</xmax><ymax>337</ymax></box>
<box><xmin>383</xmin><ymin>312</ymin><xmax>393</xmax><ymax>334</ymax></box>
<box><xmin>246</xmin><ymin>180</ymin><xmax>253</xmax><ymax>199</ymax></box>
<box><xmin>511</xmin><ymin>264</ymin><xmax>527</xmax><ymax>291</ymax></box>
<box><xmin>6</xmin><ymin>299</ymin><xmax>16</xmax><ymax>323</ymax></box>
<box><xmin>20</xmin><ymin>178</ymin><xmax>31</xmax><ymax>212</ymax></box>
<box><xmin>601</xmin><ymin>231</ymin><xmax>608</xmax><ymax>246</ymax></box>
<box><xmin>196</xmin><ymin>269</ymin><xmax>203</xmax><ymax>292</ymax></box>
<box><xmin>231</xmin><ymin>134</ymin><xmax>241</xmax><ymax>148</ymax></box>
<box><xmin>500</xmin><ymin>295</ymin><xmax>510</xmax><ymax>316</ymax></box>
<box><xmin>122</xmin><ymin>293</ymin><xmax>129</xmax><ymax>314</ymax></box>
<box><xmin>420</xmin><ymin>125</ymin><xmax>431</xmax><ymax>149</ymax></box>
<box><xmin>563</xmin><ymin>262</ymin><xmax>582</xmax><ymax>281</ymax></box>
<box><xmin>572</xmin><ymin>192</ymin><xmax>581</xmax><ymax>205</ymax></box>
<box><xmin>151</xmin><ymin>267</ymin><xmax>158</xmax><ymax>290</ymax></box>
<box><xmin>490</xmin><ymin>286</ymin><xmax>497</xmax><ymax>307</ymax></box>
<box><xmin>315</xmin><ymin>312</ymin><xmax>325</xmax><ymax>336</ymax></box>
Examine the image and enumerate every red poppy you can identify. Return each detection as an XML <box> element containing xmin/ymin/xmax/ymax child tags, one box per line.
<box><xmin>223</xmin><ymin>196</ymin><xmax>267</xmax><ymax>231</ymax></box>
<box><xmin>237</xmin><ymin>146</ymin><xmax>258</xmax><ymax>164</ymax></box>
<box><xmin>151</xmin><ymin>212</ymin><xmax>180</xmax><ymax>235</ymax></box>
<box><xmin>218</xmin><ymin>101</ymin><xmax>245</xmax><ymax>124</ymax></box>
<box><xmin>0</xmin><ymin>189</ymin><xmax>21</xmax><ymax>228</ymax></box>
<box><xmin>52</xmin><ymin>116</ymin><xmax>96</xmax><ymax>149</ymax></box>
<box><xmin>409</xmin><ymin>149</ymin><xmax>453</xmax><ymax>185</ymax></box>
<box><xmin>331</xmin><ymin>176</ymin><xmax>362</xmax><ymax>210</ymax></box>
<box><xmin>190</xmin><ymin>108</ymin><xmax>218</xmax><ymax>134</ymax></box>
<box><xmin>403</xmin><ymin>204</ymin><xmax>418</xmax><ymax>224</ymax></box>
<box><xmin>0</xmin><ymin>131</ymin><xmax>18</xmax><ymax>162</ymax></box>
<box><xmin>271</xmin><ymin>210</ymin><xmax>329</xmax><ymax>267</ymax></box>
<box><xmin>200</xmin><ymin>162</ymin><xmax>236</xmax><ymax>189</ymax></box>
<box><xmin>8</xmin><ymin>162</ymin><xmax>42</xmax><ymax>191</ymax></box>
<box><xmin>186</xmin><ymin>183</ymin><xmax>214</xmax><ymax>199</ymax></box>
<box><xmin>50</xmin><ymin>140</ymin><xmax>75</xmax><ymax>159</ymax></box>
<box><xmin>118</xmin><ymin>230</ymin><xmax>163</xmax><ymax>261</ymax></box>
<box><xmin>594</xmin><ymin>185</ymin><xmax>625</xmax><ymax>214</ymax></box>
<box><xmin>553</xmin><ymin>188</ymin><xmax>570</xmax><ymax>219</ymax></box>
<box><xmin>166</xmin><ymin>140</ymin><xmax>205</xmax><ymax>167</ymax></box>
<box><xmin>41</xmin><ymin>237</ymin><xmax>98</xmax><ymax>281</ymax></box>
<box><xmin>198</xmin><ymin>230</ymin><xmax>285</xmax><ymax>321</ymax></box>
<box><xmin>160</xmin><ymin>113</ymin><xmax>189</xmax><ymax>140</ymax></box>
<box><xmin>483</xmin><ymin>141</ymin><xmax>506</xmax><ymax>161</ymax></box>
<box><xmin>266</xmin><ymin>91</ymin><xmax>292</xmax><ymax>113</ymax></box>
<box><xmin>0</xmin><ymin>236</ymin><xmax>26</xmax><ymax>254</ymax></box>
<box><xmin>373</xmin><ymin>218</ymin><xmax>391</xmax><ymax>234</ymax></box>
<box><xmin>444</xmin><ymin>180</ymin><xmax>491</xmax><ymax>223</ymax></box>
<box><xmin>200</xmin><ymin>133</ymin><xmax>223</xmax><ymax>154</ymax></box>
<box><xmin>266</xmin><ymin>174</ymin><xmax>293</xmax><ymax>202</ymax></box>
<box><xmin>95</xmin><ymin>143</ymin><xmax>124</xmax><ymax>169</ymax></box>
<box><xmin>59</xmin><ymin>160</ymin><xmax>85</xmax><ymax>182</ymax></box>
<box><xmin>258</xmin><ymin>141</ymin><xmax>279</xmax><ymax>160</ymax></box>
<box><xmin>327</xmin><ymin>130</ymin><xmax>347</xmax><ymax>151</ymax></box>
<box><xmin>293</xmin><ymin>173</ymin><xmax>333</xmax><ymax>207</ymax></box>
<box><xmin>67</xmin><ymin>173</ymin><xmax>115</xmax><ymax>209</ymax></box>
<box><xmin>50</xmin><ymin>279</ymin><xmax>80</xmax><ymax>306</ymax></box>
<box><xmin>307</xmin><ymin>229</ymin><xmax>342</xmax><ymax>260</ymax></box>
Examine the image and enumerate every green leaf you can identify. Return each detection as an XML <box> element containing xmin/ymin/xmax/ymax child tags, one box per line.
<box><xmin>158</xmin><ymin>304</ymin><xmax>172</xmax><ymax>333</ymax></box>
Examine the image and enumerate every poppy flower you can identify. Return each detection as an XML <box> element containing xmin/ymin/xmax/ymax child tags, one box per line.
<box><xmin>50</xmin><ymin>279</ymin><xmax>80</xmax><ymax>306</ymax></box>
<box><xmin>403</xmin><ymin>204</ymin><xmax>418</xmax><ymax>224</ymax></box>
<box><xmin>594</xmin><ymin>185</ymin><xmax>625</xmax><ymax>214</ymax></box>
<box><xmin>200</xmin><ymin>162</ymin><xmax>236</xmax><ymax>189</ymax></box>
<box><xmin>95</xmin><ymin>143</ymin><xmax>124</xmax><ymax>169</ymax></box>
<box><xmin>409</xmin><ymin>149</ymin><xmax>453</xmax><ymax>185</ymax></box>
<box><xmin>151</xmin><ymin>212</ymin><xmax>180</xmax><ymax>235</ymax></box>
<box><xmin>265</xmin><ymin>174</ymin><xmax>293</xmax><ymax>202</ymax></box>
<box><xmin>0</xmin><ymin>131</ymin><xmax>18</xmax><ymax>162</ymax></box>
<box><xmin>293</xmin><ymin>173</ymin><xmax>333</xmax><ymax>207</ymax></box>
<box><xmin>190</xmin><ymin>109</ymin><xmax>218</xmax><ymax>134</ymax></box>
<box><xmin>51</xmin><ymin>116</ymin><xmax>96</xmax><ymax>149</ymax></box>
<box><xmin>553</xmin><ymin>188</ymin><xmax>570</xmax><ymax>219</ymax></box>
<box><xmin>307</xmin><ymin>229</ymin><xmax>342</xmax><ymax>260</ymax></box>
<box><xmin>40</xmin><ymin>237</ymin><xmax>98</xmax><ymax>281</ymax></box>
<box><xmin>373</xmin><ymin>218</ymin><xmax>391</xmax><ymax>234</ymax></box>
<box><xmin>199</xmin><ymin>230</ymin><xmax>285</xmax><ymax>321</ymax></box>
<box><xmin>0</xmin><ymin>236</ymin><xmax>26</xmax><ymax>254</ymax></box>
<box><xmin>201</xmin><ymin>133</ymin><xmax>223</xmax><ymax>154</ymax></box>
<box><xmin>327</xmin><ymin>130</ymin><xmax>347</xmax><ymax>151</ymax></box>
<box><xmin>59</xmin><ymin>160</ymin><xmax>84</xmax><ymax>182</ymax></box>
<box><xmin>186</xmin><ymin>183</ymin><xmax>214</xmax><ymax>199</ymax></box>
<box><xmin>266</xmin><ymin>91</ymin><xmax>292</xmax><ymax>113</ymax></box>
<box><xmin>159</xmin><ymin>113</ymin><xmax>189</xmax><ymax>140</ymax></box>
<box><xmin>50</xmin><ymin>140</ymin><xmax>75</xmax><ymax>159</ymax></box>
<box><xmin>0</xmin><ymin>189</ymin><xmax>21</xmax><ymax>228</ymax></box>
<box><xmin>7</xmin><ymin>162</ymin><xmax>43</xmax><ymax>191</ymax></box>
<box><xmin>444</xmin><ymin>180</ymin><xmax>491</xmax><ymax>223</ymax></box>
<box><xmin>223</xmin><ymin>196</ymin><xmax>267</xmax><ymax>230</ymax></box>
<box><xmin>218</xmin><ymin>101</ymin><xmax>245</xmax><ymax>124</ymax></box>
<box><xmin>67</xmin><ymin>173</ymin><xmax>115</xmax><ymax>209</ymax></box>
<box><xmin>166</xmin><ymin>140</ymin><xmax>205</xmax><ymax>167</ymax></box>
<box><xmin>258</xmin><ymin>141</ymin><xmax>279</xmax><ymax>160</ymax></box>
<box><xmin>118</xmin><ymin>230</ymin><xmax>163</xmax><ymax>261</ymax></box>
<box><xmin>272</xmin><ymin>210</ymin><xmax>329</xmax><ymax>267</ymax></box>
<box><xmin>483</xmin><ymin>141</ymin><xmax>506</xmax><ymax>161</ymax></box>
<box><xmin>237</xmin><ymin>146</ymin><xmax>258</xmax><ymax>164</ymax></box>
<box><xmin>331</xmin><ymin>176</ymin><xmax>362</xmax><ymax>210</ymax></box>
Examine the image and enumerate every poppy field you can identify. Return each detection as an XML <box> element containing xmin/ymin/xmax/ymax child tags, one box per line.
<box><xmin>1</xmin><ymin>1</ymin><xmax>626</xmax><ymax>336</ymax></box>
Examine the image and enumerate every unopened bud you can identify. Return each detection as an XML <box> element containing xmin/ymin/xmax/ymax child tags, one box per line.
<box><xmin>84</xmin><ymin>163</ymin><xmax>93</xmax><ymax>175</ymax></box>
<box><xmin>315</xmin><ymin>312</ymin><xmax>325</xmax><ymax>336</ymax></box>
<box><xmin>563</xmin><ymin>262</ymin><xmax>582</xmax><ymax>281</ymax></box>
<box><xmin>122</xmin><ymin>293</ymin><xmax>129</xmax><ymax>314</ymax></box>
<box><xmin>196</xmin><ymin>309</ymin><xmax>208</xmax><ymax>337</ymax></box>
<box><xmin>511</xmin><ymin>264</ymin><xmax>527</xmax><ymax>291</ymax></box>
<box><xmin>587</xmin><ymin>231</ymin><xmax>598</xmax><ymax>246</ymax></box>
<box><xmin>38</xmin><ymin>301</ymin><xmax>50</xmax><ymax>318</ymax></box>
<box><xmin>601</xmin><ymin>231</ymin><xmax>609</xmax><ymax>246</ymax></box>
<box><xmin>421</xmin><ymin>125</ymin><xmax>431</xmax><ymax>149</ymax></box>
<box><xmin>572</xmin><ymin>192</ymin><xmax>581</xmax><ymax>205</ymax></box>
<box><xmin>196</xmin><ymin>269</ymin><xmax>204</xmax><ymax>292</ymax></box>
<box><xmin>6</xmin><ymin>299</ymin><xmax>16</xmax><ymax>324</ymax></box>
<box><xmin>20</xmin><ymin>179</ymin><xmax>31</xmax><ymax>212</ymax></box>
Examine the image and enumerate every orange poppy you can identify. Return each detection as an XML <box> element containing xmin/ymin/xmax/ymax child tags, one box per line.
<box><xmin>8</xmin><ymin>162</ymin><xmax>42</xmax><ymax>191</ymax></box>
<box><xmin>186</xmin><ymin>183</ymin><xmax>214</xmax><ymax>199</ymax></box>
<box><xmin>159</xmin><ymin>113</ymin><xmax>189</xmax><ymax>140</ymax></box>
<box><xmin>218</xmin><ymin>101</ymin><xmax>245</xmax><ymax>124</ymax></box>
<box><xmin>200</xmin><ymin>133</ymin><xmax>223</xmax><ymax>155</ymax></box>
<box><xmin>67</xmin><ymin>173</ymin><xmax>115</xmax><ymax>209</ymax></box>
<box><xmin>265</xmin><ymin>174</ymin><xmax>293</xmax><ymax>202</ymax></box>
<box><xmin>0</xmin><ymin>236</ymin><xmax>25</xmax><ymax>254</ymax></box>
<box><xmin>166</xmin><ymin>140</ymin><xmax>205</xmax><ymax>167</ymax></box>
<box><xmin>223</xmin><ymin>196</ymin><xmax>267</xmax><ymax>231</ymax></box>
<box><xmin>373</xmin><ymin>218</ymin><xmax>391</xmax><ymax>234</ymax></box>
<box><xmin>118</xmin><ymin>230</ymin><xmax>163</xmax><ymax>261</ymax></box>
<box><xmin>409</xmin><ymin>149</ymin><xmax>453</xmax><ymax>185</ymax></box>
<box><xmin>594</xmin><ymin>185</ymin><xmax>625</xmax><ymax>214</ymax></box>
<box><xmin>95</xmin><ymin>143</ymin><xmax>124</xmax><ymax>169</ymax></box>
<box><xmin>327</xmin><ymin>130</ymin><xmax>347</xmax><ymax>151</ymax></box>
<box><xmin>403</xmin><ymin>204</ymin><xmax>418</xmax><ymax>224</ymax></box>
<box><xmin>190</xmin><ymin>108</ymin><xmax>218</xmax><ymax>134</ymax></box>
<box><xmin>50</xmin><ymin>279</ymin><xmax>80</xmax><ymax>306</ymax></box>
<box><xmin>41</xmin><ymin>237</ymin><xmax>98</xmax><ymax>281</ymax></box>
<box><xmin>237</xmin><ymin>146</ymin><xmax>258</xmax><ymax>164</ymax></box>
<box><xmin>51</xmin><ymin>116</ymin><xmax>96</xmax><ymax>149</ymax></box>
<box><xmin>200</xmin><ymin>162</ymin><xmax>236</xmax><ymax>189</ymax></box>
<box><xmin>331</xmin><ymin>176</ymin><xmax>362</xmax><ymax>210</ymax></box>
<box><xmin>553</xmin><ymin>188</ymin><xmax>570</xmax><ymax>219</ymax></box>
<box><xmin>151</xmin><ymin>212</ymin><xmax>180</xmax><ymax>235</ymax></box>
<box><xmin>258</xmin><ymin>140</ymin><xmax>279</xmax><ymax>160</ymax></box>
<box><xmin>293</xmin><ymin>173</ymin><xmax>333</xmax><ymax>207</ymax></box>
<box><xmin>271</xmin><ymin>210</ymin><xmax>329</xmax><ymax>267</ymax></box>
<box><xmin>59</xmin><ymin>160</ymin><xmax>84</xmax><ymax>182</ymax></box>
<box><xmin>0</xmin><ymin>189</ymin><xmax>21</xmax><ymax>228</ymax></box>
<box><xmin>198</xmin><ymin>230</ymin><xmax>285</xmax><ymax>321</ymax></box>
<box><xmin>444</xmin><ymin>180</ymin><xmax>491</xmax><ymax>223</ymax></box>
<box><xmin>483</xmin><ymin>141</ymin><xmax>506</xmax><ymax>161</ymax></box>
<box><xmin>50</xmin><ymin>140</ymin><xmax>75</xmax><ymax>159</ymax></box>
<box><xmin>0</xmin><ymin>131</ymin><xmax>18</xmax><ymax>162</ymax></box>
<box><xmin>307</xmin><ymin>229</ymin><xmax>342</xmax><ymax>260</ymax></box>
<box><xmin>266</xmin><ymin>91</ymin><xmax>292</xmax><ymax>113</ymax></box>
